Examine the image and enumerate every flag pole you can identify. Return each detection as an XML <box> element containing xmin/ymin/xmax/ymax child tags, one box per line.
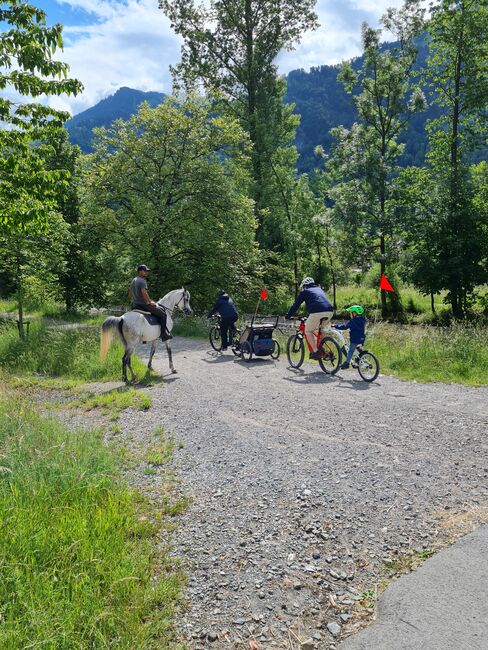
<box><xmin>253</xmin><ymin>297</ymin><xmax>261</xmax><ymax>324</ymax></box>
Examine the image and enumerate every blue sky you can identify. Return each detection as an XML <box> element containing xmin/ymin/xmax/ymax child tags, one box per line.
<box><xmin>36</xmin><ymin>0</ymin><xmax>405</xmax><ymax>115</ymax></box>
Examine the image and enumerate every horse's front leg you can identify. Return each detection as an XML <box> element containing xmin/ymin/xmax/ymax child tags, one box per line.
<box><xmin>166</xmin><ymin>341</ymin><xmax>177</xmax><ymax>373</ymax></box>
<box><xmin>148</xmin><ymin>340</ymin><xmax>157</xmax><ymax>370</ymax></box>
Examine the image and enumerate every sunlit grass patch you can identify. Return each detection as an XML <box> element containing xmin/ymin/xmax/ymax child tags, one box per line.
<box><xmin>368</xmin><ymin>323</ymin><xmax>488</xmax><ymax>386</ymax></box>
<box><xmin>0</xmin><ymin>396</ymin><xmax>183</xmax><ymax>648</ymax></box>
<box><xmin>0</xmin><ymin>321</ymin><xmax>147</xmax><ymax>382</ymax></box>
<box><xmin>72</xmin><ymin>386</ymin><xmax>152</xmax><ymax>417</ymax></box>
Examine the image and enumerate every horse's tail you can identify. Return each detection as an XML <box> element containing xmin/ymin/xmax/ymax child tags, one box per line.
<box><xmin>100</xmin><ymin>317</ymin><xmax>123</xmax><ymax>362</ymax></box>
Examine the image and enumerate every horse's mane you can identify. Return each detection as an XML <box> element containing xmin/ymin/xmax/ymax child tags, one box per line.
<box><xmin>160</xmin><ymin>288</ymin><xmax>184</xmax><ymax>304</ymax></box>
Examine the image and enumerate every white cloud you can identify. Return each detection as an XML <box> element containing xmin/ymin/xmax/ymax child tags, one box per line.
<box><xmin>277</xmin><ymin>0</ymin><xmax>406</xmax><ymax>73</ymax></box>
<box><xmin>49</xmin><ymin>0</ymin><xmax>181</xmax><ymax>115</ymax></box>
<box><xmin>52</xmin><ymin>0</ymin><xmax>407</xmax><ymax>116</ymax></box>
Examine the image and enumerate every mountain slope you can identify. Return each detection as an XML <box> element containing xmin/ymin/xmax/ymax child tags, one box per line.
<box><xmin>284</xmin><ymin>36</ymin><xmax>439</xmax><ymax>172</ymax></box>
<box><xmin>66</xmin><ymin>87</ymin><xmax>165</xmax><ymax>152</ymax></box>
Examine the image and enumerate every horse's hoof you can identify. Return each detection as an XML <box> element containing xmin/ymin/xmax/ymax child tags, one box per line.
<box><xmin>172</xmin><ymin>369</ymin><xmax>178</xmax><ymax>374</ymax></box>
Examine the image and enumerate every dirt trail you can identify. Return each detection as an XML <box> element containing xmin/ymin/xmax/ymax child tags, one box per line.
<box><xmin>118</xmin><ymin>338</ymin><xmax>488</xmax><ymax>649</ymax></box>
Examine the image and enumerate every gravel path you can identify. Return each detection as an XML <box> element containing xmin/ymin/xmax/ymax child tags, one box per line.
<box><xmin>117</xmin><ymin>338</ymin><xmax>488</xmax><ymax>650</ymax></box>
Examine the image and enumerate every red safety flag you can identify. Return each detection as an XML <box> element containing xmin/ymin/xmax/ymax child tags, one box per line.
<box><xmin>379</xmin><ymin>274</ymin><xmax>395</xmax><ymax>292</ymax></box>
<box><xmin>260</xmin><ymin>287</ymin><xmax>268</xmax><ymax>300</ymax></box>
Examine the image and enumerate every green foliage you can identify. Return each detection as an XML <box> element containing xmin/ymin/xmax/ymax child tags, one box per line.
<box><xmin>0</xmin><ymin>0</ymin><xmax>82</xmax><ymax>234</ymax></box>
<box><xmin>0</xmin><ymin>396</ymin><xmax>183</xmax><ymax>648</ymax></box>
<box><xmin>66</xmin><ymin>87</ymin><xmax>165</xmax><ymax>152</ymax></box>
<box><xmin>324</xmin><ymin>2</ymin><xmax>426</xmax><ymax>317</ymax></box>
<box><xmin>85</xmin><ymin>96</ymin><xmax>257</xmax><ymax>310</ymax></box>
<box><xmin>161</xmin><ymin>0</ymin><xmax>318</xmax><ymax>249</ymax></box>
<box><xmin>420</xmin><ymin>0</ymin><xmax>488</xmax><ymax>317</ymax></box>
<box><xmin>0</xmin><ymin>322</ymin><xmax>147</xmax><ymax>382</ymax></box>
<box><xmin>0</xmin><ymin>1</ymin><xmax>82</xmax><ymax>335</ymax></box>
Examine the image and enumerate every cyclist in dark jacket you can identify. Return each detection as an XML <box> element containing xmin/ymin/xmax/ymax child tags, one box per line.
<box><xmin>333</xmin><ymin>305</ymin><xmax>366</xmax><ymax>369</ymax></box>
<box><xmin>208</xmin><ymin>290</ymin><xmax>238</xmax><ymax>351</ymax></box>
<box><xmin>285</xmin><ymin>277</ymin><xmax>334</xmax><ymax>359</ymax></box>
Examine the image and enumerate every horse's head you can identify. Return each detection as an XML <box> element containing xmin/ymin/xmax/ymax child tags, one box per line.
<box><xmin>180</xmin><ymin>287</ymin><xmax>192</xmax><ymax>315</ymax></box>
<box><xmin>159</xmin><ymin>287</ymin><xmax>192</xmax><ymax>315</ymax></box>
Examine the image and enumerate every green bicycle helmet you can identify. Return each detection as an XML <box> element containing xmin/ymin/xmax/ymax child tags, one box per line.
<box><xmin>346</xmin><ymin>304</ymin><xmax>365</xmax><ymax>315</ymax></box>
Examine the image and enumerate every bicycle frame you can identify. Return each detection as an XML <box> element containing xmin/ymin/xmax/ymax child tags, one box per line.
<box><xmin>296</xmin><ymin>319</ymin><xmax>327</xmax><ymax>352</ymax></box>
<box><xmin>330</xmin><ymin>328</ymin><xmax>362</xmax><ymax>359</ymax></box>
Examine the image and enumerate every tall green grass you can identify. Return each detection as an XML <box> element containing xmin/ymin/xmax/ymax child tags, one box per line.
<box><xmin>0</xmin><ymin>321</ymin><xmax>147</xmax><ymax>382</ymax></box>
<box><xmin>0</xmin><ymin>395</ymin><xmax>183</xmax><ymax>648</ymax></box>
<box><xmin>172</xmin><ymin>315</ymin><xmax>208</xmax><ymax>338</ymax></box>
<box><xmin>368</xmin><ymin>323</ymin><xmax>488</xmax><ymax>386</ymax></box>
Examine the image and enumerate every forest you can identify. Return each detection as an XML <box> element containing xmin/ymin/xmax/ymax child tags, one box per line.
<box><xmin>1</xmin><ymin>0</ymin><xmax>487</xmax><ymax>332</ymax></box>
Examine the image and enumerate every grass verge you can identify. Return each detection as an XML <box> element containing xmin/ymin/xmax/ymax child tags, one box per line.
<box><xmin>367</xmin><ymin>323</ymin><xmax>488</xmax><ymax>386</ymax></box>
<box><xmin>0</xmin><ymin>321</ymin><xmax>150</xmax><ymax>384</ymax></box>
<box><xmin>72</xmin><ymin>386</ymin><xmax>152</xmax><ymax>419</ymax></box>
<box><xmin>0</xmin><ymin>393</ymin><xmax>183</xmax><ymax>648</ymax></box>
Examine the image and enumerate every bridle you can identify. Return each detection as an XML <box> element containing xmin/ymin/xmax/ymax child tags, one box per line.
<box><xmin>158</xmin><ymin>289</ymin><xmax>190</xmax><ymax>316</ymax></box>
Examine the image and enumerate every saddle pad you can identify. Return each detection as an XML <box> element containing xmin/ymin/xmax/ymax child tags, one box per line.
<box><xmin>131</xmin><ymin>310</ymin><xmax>160</xmax><ymax>326</ymax></box>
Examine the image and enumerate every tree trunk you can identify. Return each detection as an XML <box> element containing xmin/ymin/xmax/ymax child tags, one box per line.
<box><xmin>244</xmin><ymin>0</ymin><xmax>263</xmax><ymax>223</ymax></box>
<box><xmin>449</xmin><ymin>22</ymin><xmax>464</xmax><ymax>318</ymax></box>
<box><xmin>323</xmin><ymin>223</ymin><xmax>337</xmax><ymax>311</ymax></box>
<box><xmin>16</xmin><ymin>258</ymin><xmax>24</xmax><ymax>339</ymax></box>
<box><xmin>430</xmin><ymin>291</ymin><xmax>436</xmax><ymax>315</ymax></box>
<box><xmin>380</xmin><ymin>233</ymin><xmax>387</xmax><ymax>319</ymax></box>
<box><xmin>293</xmin><ymin>249</ymin><xmax>299</xmax><ymax>298</ymax></box>
<box><xmin>315</xmin><ymin>229</ymin><xmax>324</xmax><ymax>287</ymax></box>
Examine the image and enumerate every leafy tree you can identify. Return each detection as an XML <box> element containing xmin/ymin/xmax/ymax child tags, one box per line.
<box><xmin>85</xmin><ymin>97</ymin><xmax>257</xmax><ymax>310</ymax></box>
<box><xmin>0</xmin><ymin>0</ymin><xmax>82</xmax><ymax>333</ymax></box>
<box><xmin>0</xmin><ymin>215</ymin><xmax>69</xmax><ymax>331</ymax></box>
<box><xmin>424</xmin><ymin>0</ymin><xmax>488</xmax><ymax>317</ymax></box>
<box><xmin>160</xmin><ymin>0</ymin><xmax>318</xmax><ymax>219</ymax></box>
<box><xmin>395</xmin><ymin>166</ymin><xmax>444</xmax><ymax>313</ymax></box>
<box><xmin>326</xmin><ymin>0</ymin><xmax>426</xmax><ymax>318</ymax></box>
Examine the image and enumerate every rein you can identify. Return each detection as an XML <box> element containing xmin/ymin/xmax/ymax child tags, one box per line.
<box><xmin>159</xmin><ymin>291</ymin><xmax>186</xmax><ymax>316</ymax></box>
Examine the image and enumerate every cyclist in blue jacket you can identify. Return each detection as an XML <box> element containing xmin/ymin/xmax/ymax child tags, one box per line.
<box><xmin>208</xmin><ymin>290</ymin><xmax>238</xmax><ymax>351</ymax></box>
<box><xmin>333</xmin><ymin>305</ymin><xmax>366</xmax><ymax>369</ymax></box>
<box><xmin>285</xmin><ymin>277</ymin><xmax>334</xmax><ymax>359</ymax></box>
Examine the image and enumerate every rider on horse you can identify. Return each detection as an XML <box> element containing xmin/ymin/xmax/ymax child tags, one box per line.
<box><xmin>129</xmin><ymin>264</ymin><xmax>172</xmax><ymax>341</ymax></box>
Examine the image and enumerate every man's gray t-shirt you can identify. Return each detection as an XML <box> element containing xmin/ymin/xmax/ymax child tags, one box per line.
<box><xmin>131</xmin><ymin>276</ymin><xmax>148</xmax><ymax>306</ymax></box>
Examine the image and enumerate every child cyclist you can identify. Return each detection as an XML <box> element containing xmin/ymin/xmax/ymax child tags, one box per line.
<box><xmin>333</xmin><ymin>305</ymin><xmax>366</xmax><ymax>370</ymax></box>
<box><xmin>285</xmin><ymin>277</ymin><xmax>334</xmax><ymax>360</ymax></box>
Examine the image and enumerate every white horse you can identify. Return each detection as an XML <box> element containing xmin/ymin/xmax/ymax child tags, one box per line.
<box><xmin>100</xmin><ymin>287</ymin><xmax>192</xmax><ymax>381</ymax></box>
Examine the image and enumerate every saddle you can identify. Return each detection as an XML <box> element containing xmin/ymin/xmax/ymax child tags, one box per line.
<box><xmin>131</xmin><ymin>309</ymin><xmax>160</xmax><ymax>326</ymax></box>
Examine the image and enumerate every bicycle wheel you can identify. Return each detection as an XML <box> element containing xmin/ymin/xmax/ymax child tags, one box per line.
<box><xmin>286</xmin><ymin>334</ymin><xmax>305</xmax><ymax>369</ymax></box>
<box><xmin>241</xmin><ymin>341</ymin><xmax>253</xmax><ymax>362</ymax></box>
<box><xmin>318</xmin><ymin>336</ymin><xmax>342</xmax><ymax>375</ymax></box>
<box><xmin>209</xmin><ymin>325</ymin><xmax>222</xmax><ymax>351</ymax></box>
<box><xmin>270</xmin><ymin>338</ymin><xmax>281</xmax><ymax>360</ymax></box>
<box><xmin>357</xmin><ymin>351</ymin><xmax>380</xmax><ymax>382</ymax></box>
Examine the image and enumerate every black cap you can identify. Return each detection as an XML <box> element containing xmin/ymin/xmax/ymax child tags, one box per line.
<box><xmin>137</xmin><ymin>264</ymin><xmax>151</xmax><ymax>272</ymax></box>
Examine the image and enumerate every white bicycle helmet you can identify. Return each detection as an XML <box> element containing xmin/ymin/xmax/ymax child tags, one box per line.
<box><xmin>300</xmin><ymin>276</ymin><xmax>315</xmax><ymax>289</ymax></box>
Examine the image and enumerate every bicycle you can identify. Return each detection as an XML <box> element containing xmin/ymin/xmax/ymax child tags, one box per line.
<box><xmin>330</xmin><ymin>327</ymin><xmax>380</xmax><ymax>382</ymax></box>
<box><xmin>208</xmin><ymin>315</ymin><xmax>241</xmax><ymax>356</ymax></box>
<box><xmin>286</xmin><ymin>317</ymin><xmax>342</xmax><ymax>375</ymax></box>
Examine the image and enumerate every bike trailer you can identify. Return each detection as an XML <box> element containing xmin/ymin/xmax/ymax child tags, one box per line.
<box><xmin>251</xmin><ymin>326</ymin><xmax>275</xmax><ymax>356</ymax></box>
